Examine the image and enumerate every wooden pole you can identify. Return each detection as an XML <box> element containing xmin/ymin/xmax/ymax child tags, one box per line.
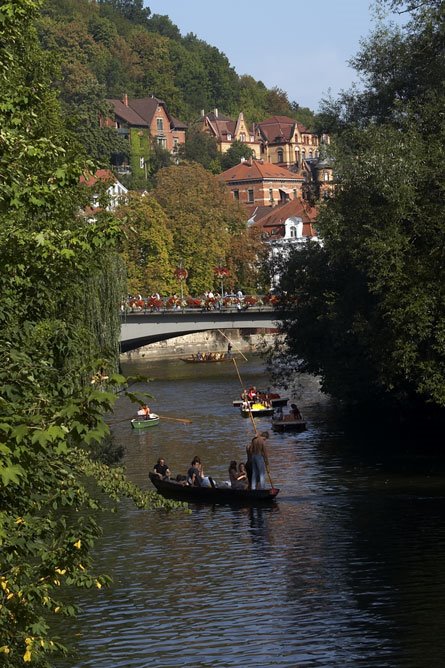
<box><xmin>232</xmin><ymin>357</ymin><xmax>275</xmax><ymax>489</ymax></box>
<box><xmin>218</xmin><ymin>329</ymin><xmax>248</xmax><ymax>361</ymax></box>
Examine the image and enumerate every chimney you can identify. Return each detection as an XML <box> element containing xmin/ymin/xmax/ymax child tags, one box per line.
<box><xmin>214</xmin><ymin>108</ymin><xmax>218</xmax><ymax>118</ymax></box>
<box><xmin>122</xmin><ymin>93</ymin><xmax>128</xmax><ymax>106</ymax></box>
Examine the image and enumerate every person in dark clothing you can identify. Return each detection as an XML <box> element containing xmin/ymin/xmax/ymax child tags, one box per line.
<box><xmin>153</xmin><ymin>458</ymin><xmax>171</xmax><ymax>479</ymax></box>
<box><xmin>187</xmin><ymin>456</ymin><xmax>203</xmax><ymax>486</ymax></box>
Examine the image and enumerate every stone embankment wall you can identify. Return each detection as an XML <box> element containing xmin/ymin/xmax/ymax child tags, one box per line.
<box><xmin>121</xmin><ymin>328</ymin><xmax>276</xmax><ymax>362</ymax></box>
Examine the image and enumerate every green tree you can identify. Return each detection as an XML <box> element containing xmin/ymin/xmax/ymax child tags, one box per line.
<box><xmin>221</xmin><ymin>140</ymin><xmax>255</xmax><ymax>171</ymax></box>
<box><xmin>274</xmin><ymin>0</ymin><xmax>445</xmax><ymax>414</ymax></box>
<box><xmin>0</xmin><ymin>3</ymin><xmax>180</xmax><ymax>665</ymax></box>
<box><xmin>154</xmin><ymin>163</ymin><xmax>247</xmax><ymax>294</ymax></box>
<box><xmin>117</xmin><ymin>192</ymin><xmax>175</xmax><ymax>295</ymax></box>
<box><xmin>178</xmin><ymin>124</ymin><xmax>221</xmax><ymax>172</ymax></box>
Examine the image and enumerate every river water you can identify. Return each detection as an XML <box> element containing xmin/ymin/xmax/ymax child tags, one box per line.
<box><xmin>56</xmin><ymin>356</ymin><xmax>445</xmax><ymax>668</ymax></box>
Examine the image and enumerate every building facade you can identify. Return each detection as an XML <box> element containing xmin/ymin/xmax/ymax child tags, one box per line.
<box><xmin>217</xmin><ymin>159</ymin><xmax>306</xmax><ymax>207</ymax></box>
<box><xmin>102</xmin><ymin>95</ymin><xmax>187</xmax><ymax>177</ymax></box>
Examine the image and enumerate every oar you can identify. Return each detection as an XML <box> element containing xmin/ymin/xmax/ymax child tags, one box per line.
<box><xmin>157</xmin><ymin>415</ymin><xmax>192</xmax><ymax>424</ymax></box>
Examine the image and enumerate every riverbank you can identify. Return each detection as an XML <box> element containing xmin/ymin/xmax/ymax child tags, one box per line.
<box><xmin>120</xmin><ymin>328</ymin><xmax>275</xmax><ymax>362</ymax></box>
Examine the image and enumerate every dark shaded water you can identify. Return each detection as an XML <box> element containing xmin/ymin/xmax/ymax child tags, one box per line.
<box><xmin>56</xmin><ymin>357</ymin><xmax>445</xmax><ymax>667</ymax></box>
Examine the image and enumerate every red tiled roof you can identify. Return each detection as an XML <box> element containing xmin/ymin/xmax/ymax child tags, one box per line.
<box><xmin>129</xmin><ymin>97</ymin><xmax>166</xmax><ymax>125</ymax></box>
<box><xmin>106</xmin><ymin>97</ymin><xmax>187</xmax><ymax>129</ymax></box>
<box><xmin>218</xmin><ymin>160</ymin><xmax>302</xmax><ymax>183</ymax></box>
<box><xmin>80</xmin><ymin>169</ymin><xmax>115</xmax><ymax>187</ymax></box>
<box><xmin>257</xmin><ymin>116</ymin><xmax>314</xmax><ymax>143</ymax></box>
<box><xmin>252</xmin><ymin>198</ymin><xmax>318</xmax><ymax>239</ymax></box>
<box><xmin>106</xmin><ymin>99</ymin><xmax>148</xmax><ymax>126</ymax></box>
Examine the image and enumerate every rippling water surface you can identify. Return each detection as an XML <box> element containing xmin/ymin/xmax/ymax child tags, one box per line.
<box><xmin>56</xmin><ymin>356</ymin><xmax>445</xmax><ymax>667</ymax></box>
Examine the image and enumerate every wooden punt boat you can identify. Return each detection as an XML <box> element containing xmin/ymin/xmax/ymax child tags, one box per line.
<box><xmin>130</xmin><ymin>414</ymin><xmax>160</xmax><ymax>429</ymax></box>
<box><xmin>240</xmin><ymin>402</ymin><xmax>275</xmax><ymax>418</ymax></box>
<box><xmin>148</xmin><ymin>472</ymin><xmax>279</xmax><ymax>505</ymax></box>
<box><xmin>233</xmin><ymin>391</ymin><xmax>289</xmax><ymax>408</ymax></box>
<box><xmin>272</xmin><ymin>417</ymin><xmax>306</xmax><ymax>432</ymax></box>
<box><xmin>180</xmin><ymin>353</ymin><xmax>231</xmax><ymax>363</ymax></box>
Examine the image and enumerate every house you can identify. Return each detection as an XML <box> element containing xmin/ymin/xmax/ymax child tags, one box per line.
<box><xmin>200</xmin><ymin>109</ymin><xmax>262</xmax><ymax>157</ymax></box>
<box><xmin>80</xmin><ymin>169</ymin><xmax>128</xmax><ymax>215</ymax></box>
<box><xmin>201</xmin><ymin>111</ymin><xmax>330</xmax><ymax>173</ymax></box>
<box><xmin>101</xmin><ymin>94</ymin><xmax>187</xmax><ymax>177</ymax></box>
<box><xmin>256</xmin><ymin>115</ymin><xmax>328</xmax><ymax>170</ymax></box>
<box><xmin>218</xmin><ymin>158</ymin><xmax>305</xmax><ymax>207</ymax></box>
<box><xmin>250</xmin><ymin>197</ymin><xmax>319</xmax><ymax>287</ymax></box>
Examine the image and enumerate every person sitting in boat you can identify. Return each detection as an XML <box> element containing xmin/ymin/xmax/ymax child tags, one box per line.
<box><xmin>290</xmin><ymin>403</ymin><xmax>302</xmax><ymax>420</ymax></box>
<box><xmin>187</xmin><ymin>456</ymin><xmax>215</xmax><ymax>488</ymax></box>
<box><xmin>153</xmin><ymin>458</ymin><xmax>171</xmax><ymax>480</ymax></box>
<box><xmin>234</xmin><ymin>463</ymin><xmax>248</xmax><ymax>490</ymax></box>
<box><xmin>228</xmin><ymin>460</ymin><xmax>238</xmax><ymax>487</ymax></box>
<box><xmin>137</xmin><ymin>404</ymin><xmax>151</xmax><ymax>420</ymax></box>
<box><xmin>274</xmin><ymin>406</ymin><xmax>284</xmax><ymax>421</ymax></box>
<box><xmin>247</xmin><ymin>386</ymin><xmax>257</xmax><ymax>401</ymax></box>
<box><xmin>187</xmin><ymin>456</ymin><xmax>204</xmax><ymax>486</ymax></box>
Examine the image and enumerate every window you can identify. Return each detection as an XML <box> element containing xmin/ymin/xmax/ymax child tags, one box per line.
<box><xmin>269</xmin><ymin>188</ymin><xmax>274</xmax><ymax>203</ymax></box>
<box><xmin>290</xmin><ymin>226</ymin><xmax>297</xmax><ymax>238</ymax></box>
<box><xmin>277</xmin><ymin>149</ymin><xmax>284</xmax><ymax>163</ymax></box>
<box><xmin>233</xmin><ymin>190</ymin><xmax>239</xmax><ymax>200</ymax></box>
<box><xmin>173</xmin><ymin>138</ymin><xmax>179</xmax><ymax>152</ymax></box>
<box><xmin>157</xmin><ymin>137</ymin><xmax>167</xmax><ymax>148</ymax></box>
<box><xmin>240</xmin><ymin>132</ymin><xmax>246</xmax><ymax>142</ymax></box>
<box><xmin>227</xmin><ymin>133</ymin><xmax>232</xmax><ymax>140</ymax></box>
<box><xmin>139</xmin><ymin>157</ymin><xmax>145</xmax><ymax>168</ymax></box>
<box><xmin>247</xmin><ymin>189</ymin><xmax>254</xmax><ymax>203</ymax></box>
<box><xmin>156</xmin><ymin>118</ymin><xmax>164</xmax><ymax>131</ymax></box>
<box><xmin>293</xmin><ymin>189</ymin><xmax>297</xmax><ymax>199</ymax></box>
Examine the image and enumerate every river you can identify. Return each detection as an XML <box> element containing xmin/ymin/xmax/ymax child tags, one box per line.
<box><xmin>56</xmin><ymin>355</ymin><xmax>445</xmax><ymax>668</ymax></box>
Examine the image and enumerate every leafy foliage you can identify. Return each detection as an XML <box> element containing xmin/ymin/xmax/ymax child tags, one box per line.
<box><xmin>273</xmin><ymin>0</ymin><xmax>445</xmax><ymax>414</ymax></box>
<box><xmin>117</xmin><ymin>192</ymin><xmax>176</xmax><ymax>295</ymax></box>
<box><xmin>220</xmin><ymin>140</ymin><xmax>255</xmax><ymax>171</ymax></box>
<box><xmin>0</xmin><ymin>2</ymin><xmax>184</xmax><ymax>665</ymax></box>
<box><xmin>154</xmin><ymin>163</ymin><xmax>256</xmax><ymax>294</ymax></box>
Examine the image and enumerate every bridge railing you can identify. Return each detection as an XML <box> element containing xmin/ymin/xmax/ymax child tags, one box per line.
<box><xmin>121</xmin><ymin>295</ymin><xmax>278</xmax><ymax>316</ymax></box>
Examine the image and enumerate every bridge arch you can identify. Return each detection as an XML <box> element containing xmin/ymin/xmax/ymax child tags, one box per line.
<box><xmin>120</xmin><ymin>308</ymin><xmax>280</xmax><ymax>353</ymax></box>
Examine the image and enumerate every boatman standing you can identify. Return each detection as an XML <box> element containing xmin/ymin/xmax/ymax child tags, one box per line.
<box><xmin>248</xmin><ymin>431</ymin><xmax>269</xmax><ymax>490</ymax></box>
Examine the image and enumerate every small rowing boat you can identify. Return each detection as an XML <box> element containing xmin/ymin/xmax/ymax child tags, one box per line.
<box><xmin>272</xmin><ymin>417</ymin><xmax>306</xmax><ymax>432</ymax></box>
<box><xmin>130</xmin><ymin>414</ymin><xmax>160</xmax><ymax>429</ymax></box>
<box><xmin>148</xmin><ymin>472</ymin><xmax>279</xmax><ymax>505</ymax></box>
<box><xmin>240</xmin><ymin>402</ymin><xmax>275</xmax><ymax>418</ymax></box>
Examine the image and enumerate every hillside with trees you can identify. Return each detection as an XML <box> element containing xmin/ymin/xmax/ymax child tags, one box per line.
<box><xmin>38</xmin><ymin>0</ymin><xmax>316</xmax><ymax>173</ymax></box>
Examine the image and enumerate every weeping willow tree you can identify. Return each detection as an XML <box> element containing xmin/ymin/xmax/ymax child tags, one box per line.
<box><xmin>0</xmin><ymin>3</ymin><xmax>181</xmax><ymax>666</ymax></box>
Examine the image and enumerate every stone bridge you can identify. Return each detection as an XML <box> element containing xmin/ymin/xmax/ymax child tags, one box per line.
<box><xmin>120</xmin><ymin>307</ymin><xmax>280</xmax><ymax>352</ymax></box>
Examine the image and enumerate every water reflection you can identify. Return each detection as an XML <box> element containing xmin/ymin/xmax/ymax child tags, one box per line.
<box><xmin>54</xmin><ymin>356</ymin><xmax>445</xmax><ymax>667</ymax></box>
